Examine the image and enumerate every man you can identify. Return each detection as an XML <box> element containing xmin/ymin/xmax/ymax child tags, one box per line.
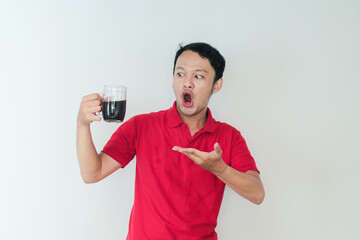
<box><xmin>77</xmin><ymin>42</ymin><xmax>265</xmax><ymax>239</ymax></box>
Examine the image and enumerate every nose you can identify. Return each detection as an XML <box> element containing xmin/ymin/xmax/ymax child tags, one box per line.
<box><xmin>183</xmin><ymin>76</ymin><xmax>194</xmax><ymax>89</ymax></box>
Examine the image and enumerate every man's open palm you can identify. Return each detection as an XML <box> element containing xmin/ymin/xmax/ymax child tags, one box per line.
<box><xmin>172</xmin><ymin>143</ymin><xmax>227</xmax><ymax>175</ymax></box>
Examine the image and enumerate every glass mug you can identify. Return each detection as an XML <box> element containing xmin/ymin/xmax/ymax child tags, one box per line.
<box><xmin>101</xmin><ymin>84</ymin><xmax>127</xmax><ymax>123</ymax></box>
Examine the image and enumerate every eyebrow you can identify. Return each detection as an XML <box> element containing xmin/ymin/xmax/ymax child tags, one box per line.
<box><xmin>175</xmin><ymin>66</ymin><xmax>208</xmax><ymax>73</ymax></box>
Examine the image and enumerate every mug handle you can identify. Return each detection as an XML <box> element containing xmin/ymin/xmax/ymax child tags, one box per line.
<box><xmin>95</xmin><ymin>93</ymin><xmax>104</xmax><ymax>117</ymax></box>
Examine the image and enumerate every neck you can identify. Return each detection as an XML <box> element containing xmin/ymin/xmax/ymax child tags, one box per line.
<box><xmin>177</xmin><ymin>107</ymin><xmax>208</xmax><ymax>137</ymax></box>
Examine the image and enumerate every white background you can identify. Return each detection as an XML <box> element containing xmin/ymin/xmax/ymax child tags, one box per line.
<box><xmin>1</xmin><ymin>0</ymin><xmax>359</xmax><ymax>239</ymax></box>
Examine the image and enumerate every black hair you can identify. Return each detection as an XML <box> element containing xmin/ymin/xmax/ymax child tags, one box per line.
<box><xmin>173</xmin><ymin>42</ymin><xmax>226</xmax><ymax>84</ymax></box>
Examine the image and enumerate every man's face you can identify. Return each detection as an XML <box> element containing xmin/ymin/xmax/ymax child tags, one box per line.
<box><xmin>173</xmin><ymin>50</ymin><xmax>222</xmax><ymax>119</ymax></box>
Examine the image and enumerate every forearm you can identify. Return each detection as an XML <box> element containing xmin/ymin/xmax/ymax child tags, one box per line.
<box><xmin>76</xmin><ymin>124</ymin><xmax>101</xmax><ymax>183</ymax></box>
<box><xmin>215</xmin><ymin>164</ymin><xmax>265</xmax><ymax>205</ymax></box>
<box><xmin>172</xmin><ymin>144</ymin><xmax>265</xmax><ymax>204</ymax></box>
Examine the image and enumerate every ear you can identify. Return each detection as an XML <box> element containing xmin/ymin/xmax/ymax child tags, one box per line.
<box><xmin>212</xmin><ymin>78</ymin><xmax>223</xmax><ymax>94</ymax></box>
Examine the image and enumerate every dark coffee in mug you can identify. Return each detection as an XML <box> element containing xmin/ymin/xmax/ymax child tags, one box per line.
<box><xmin>101</xmin><ymin>84</ymin><xmax>127</xmax><ymax>123</ymax></box>
<box><xmin>102</xmin><ymin>100</ymin><xmax>126</xmax><ymax>122</ymax></box>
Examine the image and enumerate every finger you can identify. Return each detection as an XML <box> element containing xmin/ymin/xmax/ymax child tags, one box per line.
<box><xmin>172</xmin><ymin>146</ymin><xmax>211</xmax><ymax>161</ymax></box>
<box><xmin>179</xmin><ymin>147</ymin><xmax>201</xmax><ymax>155</ymax></box>
<box><xmin>83</xmin><ymin>93</ymin><xmax>101</xmax><ymax>101</ymax></box>
<box><xmin>214</xmin><ymin>143</ymin><xmax>222</xmax><ymax>153</ymax></box>
<box><xmin>90</xmin><ymin>114</ymin><xmax>102</xmax><ymax>122</ymax></box>
<box><xmin>83</xmin><ymin>113</ymin><xmax>101</xmax><ymax>123</ymax></box>
<box><xmin>176</xmin><ymin>149</ymin><xmax>202</xmax><ymax>162</ymax></box>
<box><xmin>172</xmin><ymin>146</ymin><xmax>195</xmax><ymax>155</ymax></box>
<box><xmin>88</xmin><ymin>105</ymin><xmax>101</xmax><ymax>113</ymax></box>
<box><xmin>87</xmin><ymin>99</ymin><xmax>102</xmax><ymax>107</ymax></box>
<box><xmin>172</xmin><ymin>146</ymin><xmax>196</xmax><ymax>156</ymax></box>
<box><xmin>183</xmin><ymin>148</ymin><xmax>202</xmax><ymax>157</ymax></box>
<box><xmin>181</xmin><ymin>149</ymin><xmax>208</xmax><ymax>162</ymax></box>
<box><xmin>172</xmin><ymin>146</ymin><xmax>183</xmax><ymax>152</ymax></box>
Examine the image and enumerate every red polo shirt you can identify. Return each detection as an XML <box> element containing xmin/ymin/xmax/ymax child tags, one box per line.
<box><xmin>101</xmin><ymin>102</ymin><xmax>259</xmax><ymax>240</ymax></box>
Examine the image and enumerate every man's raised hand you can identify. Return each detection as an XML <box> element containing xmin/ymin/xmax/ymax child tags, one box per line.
<box><xmin>77</xmin><ymin>93</ymin><xmax>103</xmax><ymax>127</ymax></box>
<box><xmin>172</xmin><ymin>143</ymin><xmax>228</xmax><ymax>176</ymax></box>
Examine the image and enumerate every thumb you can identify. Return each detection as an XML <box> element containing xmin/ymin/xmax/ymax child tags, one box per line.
<box><xmin>214</xmin><ymin>142</ymin><xmax>222</xmax><ymax>153</ymax></box>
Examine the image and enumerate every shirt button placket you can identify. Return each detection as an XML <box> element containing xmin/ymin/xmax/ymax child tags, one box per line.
<box><xmin>182</xmin><ymin>125</ymin><xmax>191</xmax><ymax>140</ymax></box>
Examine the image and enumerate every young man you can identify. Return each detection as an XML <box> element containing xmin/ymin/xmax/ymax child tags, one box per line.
<box><xmin>77</xmin><ymin>42</ymin><xmax>265</xmax><ymax>239</ymax></box>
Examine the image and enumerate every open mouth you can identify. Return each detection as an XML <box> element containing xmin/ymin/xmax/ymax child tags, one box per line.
<box><xmin>182</xmin><ymin>92</ymin><xmax>193</xmax><ymax>107</ymax></box>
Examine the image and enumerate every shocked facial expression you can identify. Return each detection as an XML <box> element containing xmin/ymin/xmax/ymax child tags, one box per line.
<box><xmin>173</xmin><ymin>50</ymin><xmax>222</xmax><ymax>119</ymax></box>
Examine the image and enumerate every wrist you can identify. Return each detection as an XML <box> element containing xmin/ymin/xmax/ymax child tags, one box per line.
<box><xmin>77</xmin><ymin>121</ymin><xmax>90</xmax><ymax>130</ymax></box>
<box><xmin>213</xmin><ymin>160</ymin><xmax>229</xmax><ymax>177</ymax></box>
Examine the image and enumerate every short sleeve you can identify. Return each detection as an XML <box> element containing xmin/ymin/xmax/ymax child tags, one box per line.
<box><xmin>230</xmin><ymin>130</ymin><xmax>259</xmax><ymax>174</ymax></box>
<box><xmin>101</xmin><ymin>116</ymin><xmax>137</xmax><ymax>168</ymax></box>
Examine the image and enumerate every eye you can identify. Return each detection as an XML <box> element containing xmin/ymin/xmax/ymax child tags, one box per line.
<box><xmin>195</xmin><ymin>75</ymin><xmax>204</xmax><ymax>79</ymax></box>
<box><xmin>177</xmin><ymin>72</ymin><xmax>184</xmax><ymax>77</ymax></box>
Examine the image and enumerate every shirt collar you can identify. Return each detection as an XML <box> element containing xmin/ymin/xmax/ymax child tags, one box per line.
<box><xmin>166</xmin><ymin>101</ymin><xmax>217</xmax><ymax>133</ymax></box>
<box><xmin>166</xmin><ymin>102</ymin><xmax>183</xmax><ymax>128</ymax></box>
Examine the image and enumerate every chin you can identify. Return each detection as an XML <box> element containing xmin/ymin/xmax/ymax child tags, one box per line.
<box><xmin>177</xmin><ymin>104</ymin><xmax>193</xmax><ymax>114</ymax></box>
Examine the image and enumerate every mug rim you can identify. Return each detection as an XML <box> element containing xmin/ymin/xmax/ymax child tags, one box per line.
<box><xmin>104</xmin><ymin>84</ymin><xmax>127</xmax><ymax>90</ymax></box>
